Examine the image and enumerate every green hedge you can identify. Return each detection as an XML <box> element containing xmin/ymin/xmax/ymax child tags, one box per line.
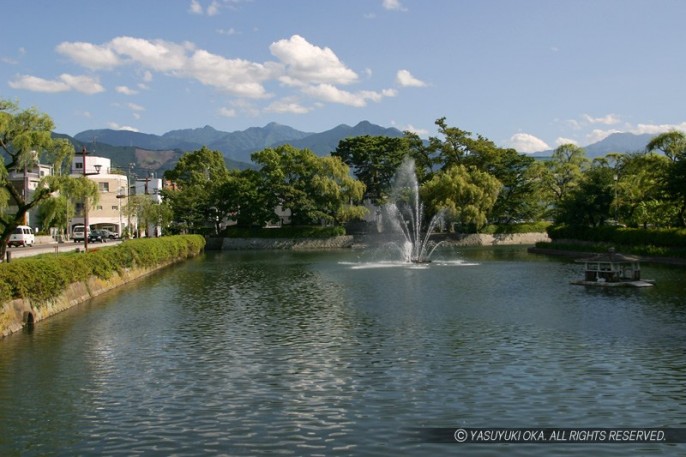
<box><xmin>0</xmin><ymin>235</ymin><xmax>205</xmax><ymax>304</ymax></box>
<box><xmin>547</xmin><ymin>224</ymin><xmax>686</xmax><ymax>248</ymax></box>
<box><xmin>481</xmin><ymin>221</ymin><xmax>552</xmax><ymax>235</ymax></box>
<box><xmin>221</xmin><ymin>225</ymin><xmax>346</xmax><ymax>239</ymax></box>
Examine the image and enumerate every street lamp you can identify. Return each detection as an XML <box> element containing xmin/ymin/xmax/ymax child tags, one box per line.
<box><xmin>81</xmin><ymin>146</ymin><xmax>101</xmax><ymax>252</ymax></box>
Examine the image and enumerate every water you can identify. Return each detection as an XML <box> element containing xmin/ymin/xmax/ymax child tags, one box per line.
<box><xmin>382</xmin><ymin>158</ymin><xmax>444</xmax><ymax>263</ymax></box>
<box><xmin>1</xmin><ymin>247</ymin><xmax>685</xmax><ymax>456</ymax></box>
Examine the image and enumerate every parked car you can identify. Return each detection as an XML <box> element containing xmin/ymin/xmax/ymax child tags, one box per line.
<box><xmin>72</xmin><ymin>225</ymin><xmax>86</xmax><ymax>243</ymax></box>
<box><xmin>8</xmin><ymin>225</ymin><xmax>35</xmax><ymax>247</ymax></box>
<box><xmin>88</xmin><ymin>229</ymin><xmax>108</xmax><ymax>243</ymax></box>
<box><xmin>100</xmin><ymin>229</ymin><xmax>119</xmax><ymax>240</ymax></box>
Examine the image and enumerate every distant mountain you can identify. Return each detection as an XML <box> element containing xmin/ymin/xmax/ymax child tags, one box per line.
<box><xmin>277</xmin><ymin>121</ymin><xmax>404</xmax><ymax>155</ymax></box>
<box><xmin>70</xmin><ymin>120</ymin><xmax>404</xmax><ymax>167</ymax></box>
<box><xmin>534</xmin><ymin>132</ymin><xmax>657</xmax><ymax>158</ymax></box>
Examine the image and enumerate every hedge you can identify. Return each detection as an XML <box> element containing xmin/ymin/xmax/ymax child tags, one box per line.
<box><xmin>0</xmin><ymin>235</ymin><xmax>205</xmax><ymax>304</ymax></box>
<box><xmin>547</xmin><ymin>224</ymin><xmax>686</xmax><ymax>249</ymax></box>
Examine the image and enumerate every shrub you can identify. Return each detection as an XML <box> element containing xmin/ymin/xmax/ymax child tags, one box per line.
<box><xmin>0</xmin><ymin>235</ymin><xmax>205</xmax><ymax>305</ymax></box>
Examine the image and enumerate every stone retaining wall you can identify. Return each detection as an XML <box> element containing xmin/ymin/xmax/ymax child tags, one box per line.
<box><xmin>1</xmin><ymin>262</ymin><xmax>177</xmax><ymax>338</ymax></box>
<box><xmin>442</xmin><ymin>232</ymin><xmax>551</xmax><ymax>246</ymax></box>
<box><xmin>221</xmin><ymin>236</ymin><xmax>355</xmax><ymax>250</ymax></box>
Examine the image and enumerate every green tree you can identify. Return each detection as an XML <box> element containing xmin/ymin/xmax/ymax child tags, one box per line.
<box><xmin>252</xmin><ymin>145</ymin><xmax>366</xmax><ymax>226</ymax></box>
<box><xmin>614</xmin><ymin>152</ymin><xmax>674</xmax><ymax>227</ymax></box>
<box><xmin>0</xmin><ymin>99</ymin><xmax>74</xmax><ymax>258</ymax></box>
<box><xmin>647</xmin><ymin>130</ymin><xmax>686</xmax><ymax>226</ymax></box>
<box><xmin>162</xmin><ymin>146</ymin><xmax>230</xmax><ymax>233</ymax></box>
<box><xmin>542</xmin><ymin>144</ymin><xmax>590</xmax><ymax>217</ymax></box>
<box><xmin>421</xmin><ymin>165</ymin><xmax>501</xmax><ymax>232</ymax></box>
<box><xmin>556</xmin><ymin>164</ymin><xmax>615</xmax><ymax>227</ymax></box>
<box><xmin>332</xmin><ymin>135</ymin><xmax>413</xmax><ymax>205</ymax></box>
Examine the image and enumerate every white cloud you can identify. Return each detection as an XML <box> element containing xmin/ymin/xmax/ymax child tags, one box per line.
<box><xmin>555</xmin><ymin>137</ymin><xmax>578</xmax><ymax>146</ymax></box>
<box><xmin>508</xmin><ymin>133</ymin><xmax>550</xmax><ymax>153</ymax></box>
<box><xmin>270</xmin><ymin>35</ymin><xmax>358</xmax><ymax>86</ymax></box>
<box><xmin>127</xmin><ymin>103</ymin><xmax>145</xmax><ymax>112</ymax></box>
<box><xmin>396</xmin><ymin>69</ymin><xmax>426</xmax><ymax>87</ymax></box>
<box><xmin>116</xmin><ymin>85</ymin><xmax>138</xmax><ymax>95</ymax></box>
<box><xmin>56</xmin><ymin>41</ymin><xmax>120</xmax><ymax>70</ymax></box>
<box><xmin>382</xmin><ymin>0</ymin><xmax>407</xmax><ymax>11</ymax></box>
<box><xmin>107</xmin><ymin>122</ymin><xmax>139</xmax><ymax>132</ymax></box>
<box><xmin>582</xmin><ymin>113</ymin><xmax>621</xmax><ymax>125</ymax></box>
<box><xmin>9</xmin><ymin>74</ymin><xmax>104</xmax><ymax>94</ymax></box>
<box><xmin>586</xmin><ymin>128</ymin><xmax>621</xmax><ymax>144</ymax></box>
<box><xmin>218</xmin><ymin>107</ymin><xmax>237</xmax><ymax>117</ymax></box>
<box><xmin>265</xmin><ymin>97</ymin><xmax>311</xmax><ymax>114</ymax></box>
<box><xmin>631</xmin><ymin>122</ymin><xmax>686</xmax><ymax>135</ymax></box>
<box><xmin>189</xmin><ymin>0</ymin><xmax>203</xmax><ymax>14</ymax></box>
<box><xmin>303</xmin><ymin>84</ymin><xmax>395</xmax><ymax>107</ymax></box>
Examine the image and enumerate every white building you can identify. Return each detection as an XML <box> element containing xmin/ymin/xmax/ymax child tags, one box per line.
<box><xmin>7</xmin><ymin>162</ymin><xmax>53</xmax><ymax>230</ymax></box>
<box><xmin>69</xmin><ymin>155</ymin><xmax>131</xmax><ymax>237</ymax></box>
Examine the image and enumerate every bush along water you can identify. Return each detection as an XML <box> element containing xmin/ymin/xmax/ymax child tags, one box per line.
<box><xmin>0</xmin><ymin>235</ymin><xmax>205</xmax><ymax>305</ymax></box>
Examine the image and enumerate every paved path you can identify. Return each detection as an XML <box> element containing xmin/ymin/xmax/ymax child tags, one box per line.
<box><xmin>4</xmin><ymin>240</ymin><xmax>122</xmax><ymax>261</ymax></box>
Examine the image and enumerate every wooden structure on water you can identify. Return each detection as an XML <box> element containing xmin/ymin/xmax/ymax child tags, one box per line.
<box><xmin>571</xmin><ymin>248</ymin><xmax>655</xmax><ymax>288</ymax></box>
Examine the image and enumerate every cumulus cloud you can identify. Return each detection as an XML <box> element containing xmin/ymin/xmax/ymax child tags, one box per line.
<box><xmin>508</xmin><ymin>133</ymin><xmax>550</xmax><ymax>153</ymax></box>
<box><xmin>116</xmin><ymin>85</ymin><xmax>138</xmax><ymax>95</ymax></box>
<box><xmin>266</xmin><ymin>97</ymin><xmax>311</xmax><ymax>114</ymax></box>
<box><xmin>555</xmin><ymin>137</ymin><xmax>578</xmax><ymax>146</ymax></box>
<box><xmin>396</xmin><ymin>69</ymin><xmax>426</xmax><ymax>87</ymax></box>
<box><xmin>218</xmin><ymin>107</ymin><xmax>237</xmax><ymax>117</ymax></box>
<box><xmin>582</xmin><ymin>113</ymin><xmax>621</xmax><ymax>125</ymax></box>
<box><xmin>56</xmin><ymin>41</ymin><xmax>120</xmax><ymax>70</ymax></box>
<box><xmin>27</xmin><ymin>33</ymin><xmax>406</xmax><ymax>115</ymax></box>
<box><xmin>382</xmin><ymin>0</ymin><xmax>407</xmax><ymax>11</ymax></box>
<box><xmin>270</xmin><ymin>35</ymin><xmax>358</xmax><ymax>87</ymax></box>
<box><xmin>9</xmin><ymin>74</ymin><xmax>104</xmax><ymax>94</ymax></box>
<box><xmin>189</xmin><ymin>0</ymin><xmax>203</xmax><ymax>14</ymax></box>
<box><xmin>302</xmin><ymin>84</ymin><xmax>396</xmax><ymax>107</ymax></box>
<box><xmin>107</xmin><ymin>122</ymin><xmax>139</xmax><ymax>132</ymax></box>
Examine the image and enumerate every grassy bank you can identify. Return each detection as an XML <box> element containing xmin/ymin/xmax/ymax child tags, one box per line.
<box><xmin>0</xmin><ymin>235</ymin><xmax>205</xmax><ymax>305</ymax></box>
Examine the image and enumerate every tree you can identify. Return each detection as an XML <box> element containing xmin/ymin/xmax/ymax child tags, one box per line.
<box><xmin>542</xmin><ymin>144</ymin><xmax>590</xmax><ymax>217</ymax></box>
<box><xmin>647</xmin><ymin>130</ymin><xmax>686</xmax><ymax>226</ymax></box>
<box><xmin>252</xmin><ymin>145</ymin><xmax>366</xmax><ymax>226</ymax></box>
<box><xmin>333</xmin><ymin>135</ymin><xmax>413</xmax><ymax>205</ymax></box>
<box><xmin>0</xmin><ymin>99</ymin><xmax>73</xmax><ymax>259</ymax></box>
<box><xmin>162</xmin><ymin>146</ymin><xmax>230</xmax><ymax>233</ymax></box>
<box><xmin>613</xmin><ymin>152</ymin><xmax>674</xmax><ymax>227</ymax></box>
<box><xmin>555</xmin><ymin>165</ymin><xmax>615</xmax><ymax>227</ymax></box>
<box><xmin>421</xmin><ymin>165</ymin><xmax>501</xmax><ymax>232</ymax></box>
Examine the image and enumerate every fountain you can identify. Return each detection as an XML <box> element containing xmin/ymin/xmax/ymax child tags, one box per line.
<box><xmin>383</xmin><ymin>159</ymin><xmax>445</xmax><ymax>263</ymax></box>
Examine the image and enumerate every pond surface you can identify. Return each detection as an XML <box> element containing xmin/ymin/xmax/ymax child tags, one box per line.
<box><xmin>1</xmin><ymin>247</ymin><xmax>685</xmax><ymax>456</ymax></box>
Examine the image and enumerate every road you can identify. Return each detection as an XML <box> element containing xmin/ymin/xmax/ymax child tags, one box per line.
<box><xmin>4</xmin><ymin>240</ymin><xmax>123</xmax><ymax>261</ymax></box>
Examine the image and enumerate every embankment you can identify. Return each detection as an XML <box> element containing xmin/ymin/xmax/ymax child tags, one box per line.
<box><xmin>0</xmin><ymin>235</ymin><xmax>205</xmax><ymax>338</ymax></box>
<box><xmin>217</xmin><ymin>235</ymin><xmax>355</xmax><ymax>250</ymax></box>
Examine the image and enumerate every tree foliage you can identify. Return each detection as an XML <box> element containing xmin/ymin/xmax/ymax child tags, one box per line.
<box><xmin>0</xmin><ymin>99</ymin><xmax>75</xmax><ymax>258</ymax></box>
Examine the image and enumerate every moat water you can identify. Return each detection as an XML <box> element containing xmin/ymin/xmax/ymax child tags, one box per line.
<box><xmin>1</xmin><ymin>247</ymin><xmax>685</xmax><ymax>456</ymax></box>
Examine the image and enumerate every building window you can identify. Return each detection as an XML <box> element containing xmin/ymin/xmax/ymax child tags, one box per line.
<box><xmin>111</xmin><ymin>205</ymin><xmax>118</xmax><ymax>210</ymax></box>
<box><xmin>96</xmin><ymin>205</ymin><xmax>103</xmax><ymax>210</ymax></box>
<box><xmin>99</xmin><ymin>182</ymin><xmax>110</xmax><ymax>192</ymax></box>
<box><xmin>75</xmin><ymin>162</ymin><xmax>83</xmax><ymax>169</ymax></box>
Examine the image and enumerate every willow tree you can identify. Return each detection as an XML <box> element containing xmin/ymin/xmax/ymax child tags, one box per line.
<box><xmin>421</xmin><ymin>164</ymin><xmax>501</xmax><ymax>232</ymax></box>
<box><xmin>0</xmin><ymin>100</ymin><xmax>73</xmax><ymax>259</ymax></box>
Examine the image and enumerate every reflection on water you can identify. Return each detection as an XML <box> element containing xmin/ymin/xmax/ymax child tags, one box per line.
<box><xmin>0</xmin><ymin>248</ymin><xmax>685</xmax><ymax>456</ymax></box>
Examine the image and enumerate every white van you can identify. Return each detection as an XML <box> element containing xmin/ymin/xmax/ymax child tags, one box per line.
<box><xmin>8</xmin><ymin>225</ymin><xmax>35</xmax><ymax>247</ymax></box>
<box><xmin>72</xmin><ymin>225</ymin><xmax>86</xmax><ymax>243</ymax></box>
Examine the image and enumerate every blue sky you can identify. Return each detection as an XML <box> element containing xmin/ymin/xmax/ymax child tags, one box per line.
<box><xmin>2</xmin><ymin>0</ymin><xmax>685</xmax><ymax>153</ymax></box>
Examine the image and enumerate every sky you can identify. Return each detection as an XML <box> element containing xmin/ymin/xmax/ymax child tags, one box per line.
<box><xmin>2</xmin><ymin>0</ymin><xmax>686</xmax><ymax>153</ymax></box>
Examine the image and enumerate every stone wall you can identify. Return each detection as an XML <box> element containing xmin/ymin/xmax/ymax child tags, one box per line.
<box><xmin>1</xmin><ymin>262</ymin><xmax>176</xmax><ymax>338</ymax></box>
<box><xmin>221</xmin><ymin>236</ymin><xmax>355</xmax><ymax>250</ymax></box>
<box><xmin>442</xmin><ymin>232</ymin><xmax>551</xmax><ymax>247</ymax></box>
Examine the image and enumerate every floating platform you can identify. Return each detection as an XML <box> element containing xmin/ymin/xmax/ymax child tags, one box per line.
<box><xmin>571</xmin><ymin>279</ymin><xmax>655</xmax><ymax>288</ymax></box>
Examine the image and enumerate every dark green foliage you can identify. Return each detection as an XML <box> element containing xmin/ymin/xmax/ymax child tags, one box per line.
<box><xmin>0</xmin><ymin>235</ymin><xmax>205</xmax><ymax>304</ymax></box>
<box><xmin>547</xmin><ymin>224</ymin><xmax>686</xmax><ymax>249</ymax></box>
<box><xmin>221</xmin><ymin>225</ymin><xmax>345</xmax><ymax>239</ymax></box>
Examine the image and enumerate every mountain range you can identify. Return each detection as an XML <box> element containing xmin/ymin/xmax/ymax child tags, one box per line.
<box><xmin>61</xmin><ymin>121</ymin><xmax>659</xmax><ymax>175</ymax></box>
